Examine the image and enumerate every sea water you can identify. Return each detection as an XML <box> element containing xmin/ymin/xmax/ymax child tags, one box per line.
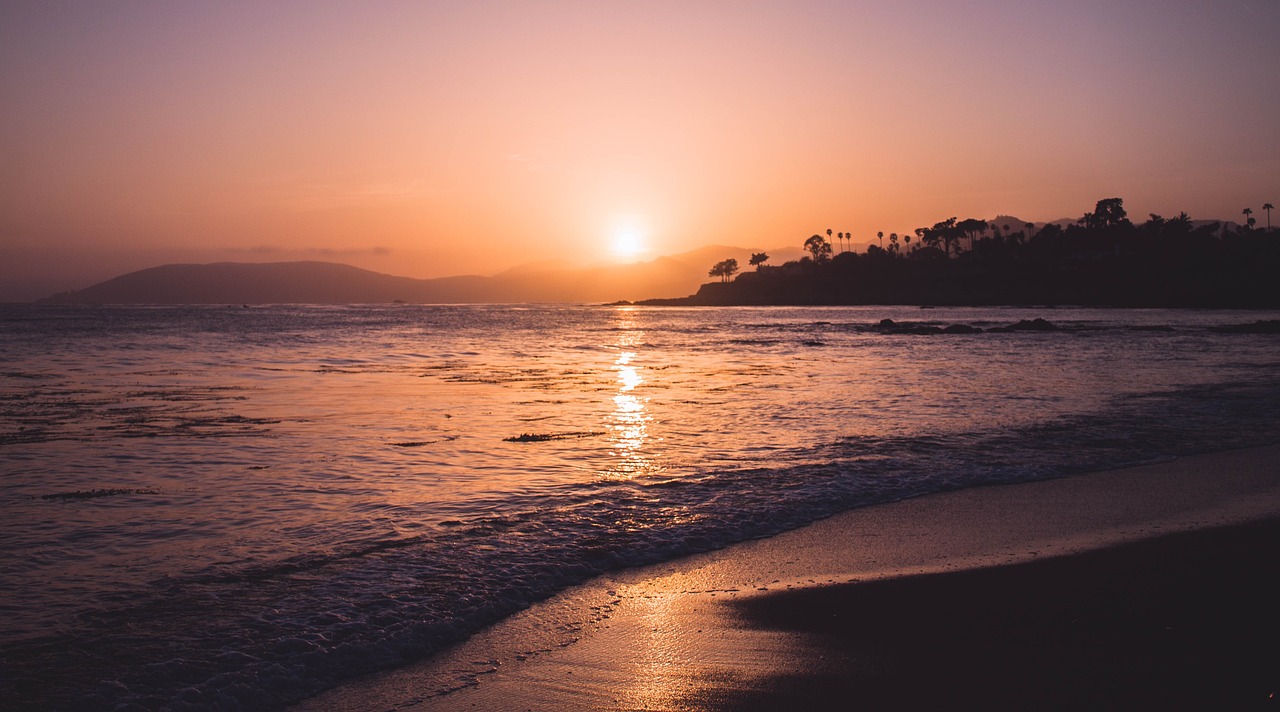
<box><xmin>2</xmin><ymin>304</ymin><xmax>1279</xmax><ymax>710</ymax></box>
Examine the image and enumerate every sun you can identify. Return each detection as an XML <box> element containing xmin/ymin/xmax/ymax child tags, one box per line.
<box><xmin>610</xmin><ymin>225</ymin><xmax>647</xmax><ymax>260</ymax></box>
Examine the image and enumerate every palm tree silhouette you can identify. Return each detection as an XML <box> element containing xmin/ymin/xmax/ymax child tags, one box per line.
<box><xmin>1264</xmin><ymin>203</ymin><xmax>1274</xmax><ymax>231</ymax></box>
<box><xmin>1243</xmin><ymin>207</ymin><xmax>1254</xmax><ymax>230</ymax></box>
<box><xmin>877</xmin><ymin>231</ymin><xmax>884</xmax><ymax>248</ymax></box>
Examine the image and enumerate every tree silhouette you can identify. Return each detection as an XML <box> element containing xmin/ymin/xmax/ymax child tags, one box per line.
<box><xmin>956</xmin><ymin>218</ymin><xmax>988</xmax><ymax>252</ymax></box>
<box><xmin>916</xmin><ymin>225</ymin><xmax>939</xmax><ymax>253</ymax></box>
<box><xmin>877</xmin><ymin>231</ymin><xmax>884</xmax><ymax>249</ymax></box>
<box><xmin>671</xmin><ymin>195</ymin><xmax>1280</xmax><ymax>308</ymax></box>
<box><xmin>1264</xmin><ymin>203</ymin><xmax>1275</xmax><ymax>231</ymax></box>
<box><xmin>1243</xmin><ymin>208</ymin><xmax>1254</xmax><ymax>231</ymax></box>
<box><xmin>1081</xmin><ymin>198</ymin><xmax>1130</xmax><ymax>229</ymax></box>
<box><xmin>917</xmin><ymin>218</ymin><xmax>962</xmax><ymax>257</ymax></box>
<box><xmin>804</xmin><ymin>234</ymin><xmax>833</xmax><ymax>263</ymax></box>
<box><xmin>837</xmin><ymin>232</ymin><xmax>845</xmax><ymax>254</ymax></box>
<box><xmin>708</xmin><ymin>258</ymin><xmax>739</xmax><ymax>283</ymax></box>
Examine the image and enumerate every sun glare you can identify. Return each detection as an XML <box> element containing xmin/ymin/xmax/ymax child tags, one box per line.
<box><xmin>610</xmin><ymin>225</ymin><xmax>647</xmax><ymax>260</ymax></box>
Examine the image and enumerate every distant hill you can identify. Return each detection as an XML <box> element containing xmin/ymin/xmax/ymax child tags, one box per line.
<box><xmin>36</xmin><ymin>245</ymin><xmax>804</xmax><ymax>305</ymax></box>
<box><xmin>38</xmin><ymin>262</ymin><xmax>489</xmax><ymax>305</ymax></box>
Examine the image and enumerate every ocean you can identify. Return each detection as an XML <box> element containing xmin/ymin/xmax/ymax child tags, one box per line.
<box><xmin>3</xmin><ymin>303</ymin><xmax>1279</xmax><ymax>711</ymax></box>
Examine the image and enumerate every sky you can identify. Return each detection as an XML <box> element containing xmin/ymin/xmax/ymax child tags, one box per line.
<box><xmin>3</xmin><ymin>0</ymin><xmax>1278</xmax><ymax>301</ymax></box>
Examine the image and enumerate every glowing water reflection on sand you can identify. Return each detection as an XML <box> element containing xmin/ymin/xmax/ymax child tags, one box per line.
<box><xmin>617</xmin><ymin>592</ymin><xmax>696</xmax><ymax>710</ymax></box>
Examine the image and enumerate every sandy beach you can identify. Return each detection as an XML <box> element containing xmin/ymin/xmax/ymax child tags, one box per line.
<box><xmin>294</xmin><ymin>446</ymin><xmax>1280</xmax><ymax>711</ymax></box>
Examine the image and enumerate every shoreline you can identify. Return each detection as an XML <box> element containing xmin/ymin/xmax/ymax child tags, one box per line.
<box><xmin>294</xmin><ymin>445</ymin><xmax>1280</xmax><ymax>711</ymax></box>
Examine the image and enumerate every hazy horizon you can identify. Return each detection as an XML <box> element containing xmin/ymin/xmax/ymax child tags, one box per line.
<box><xmin>2</xmin><ymin>208</ymin><xmax>1251</xmax><ymax>303</ymax></box>
<box><xmin>4</xmin><ymin>2</ymin><xmax>1278</xmax><ymax>301</ymax></box>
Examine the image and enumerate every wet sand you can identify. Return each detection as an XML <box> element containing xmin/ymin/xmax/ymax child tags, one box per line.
<box><xmin>696</xmin><ymin>517</ymin><xmax>1280</xmax><ymax>710</ymax></box>
<box><xmin>293</xmin><ymin>446</ymin><xmax>1280</xmax><ymax>711</ymax></box>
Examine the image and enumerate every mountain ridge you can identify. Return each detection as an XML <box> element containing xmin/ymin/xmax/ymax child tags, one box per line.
<box><xmin>37</xmin><ymin>246</ymin><xmax>805</xmax><ymax>305</ymax></box>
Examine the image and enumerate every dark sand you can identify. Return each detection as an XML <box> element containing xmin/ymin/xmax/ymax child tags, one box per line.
<box><xmin>295</xmin><ymin>446</ymin><xmax>1280</xmax><ymax>711</ymax></box>
<box><xmin>694</xmin><ymin>518</ymin><xmax>1280</xmax><ymax>711</ymax></box>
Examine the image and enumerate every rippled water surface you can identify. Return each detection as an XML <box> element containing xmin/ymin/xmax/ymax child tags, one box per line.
<box><xmin>2</xmin><ymin>304</ymin><xmax>1279</xmax><ymax>710</ymax></box>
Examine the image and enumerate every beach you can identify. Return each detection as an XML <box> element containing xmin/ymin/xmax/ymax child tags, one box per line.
<box><xmin>7</xmin><ymin>304</ymin><xmax>1280</xmax><ymax>710</ymax></box>
<box><xmin>295</xmin><ymin>445</ymin><xmax>1280</xmax><ymax>711</ymax></box>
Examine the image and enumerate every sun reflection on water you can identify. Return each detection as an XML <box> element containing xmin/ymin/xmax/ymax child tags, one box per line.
<box><xmin>604</xmin><ymin>308</ymin><xmax>657</xmax><ymax>480</ymax></box>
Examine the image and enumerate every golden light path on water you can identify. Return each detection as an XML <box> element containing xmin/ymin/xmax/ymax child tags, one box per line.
<box><xmin>606</xmin><ymin>308</ymin><xmax>655</xmax><ymax>481</ymax></box>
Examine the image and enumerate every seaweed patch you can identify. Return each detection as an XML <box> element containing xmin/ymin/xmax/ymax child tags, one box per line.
<box><xmin>391</xmin><ymin>435</ymin><xmax>459</xmax><ymax>448</ymax></box>
<box><xmin>40</xmin><ymin>488</ymin><xmax>160</xmax><ymax>501</ymax></box>
<box><xmin>503</xmin><ymin>431</ymin><xmax>606</xmax><ymax>443</ymax></box>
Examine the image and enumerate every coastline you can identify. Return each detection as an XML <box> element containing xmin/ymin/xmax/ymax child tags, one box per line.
<box><xmin>293</xmin><ymin>446</ymin><xmax>1280</xmax><ymax>711</ymax></box>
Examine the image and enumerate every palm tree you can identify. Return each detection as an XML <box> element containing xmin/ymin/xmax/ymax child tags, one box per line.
<box><xmin>1243</xmin><ymin>207</ymin><xmax>1254</xmax><ymax>231</ymax></box>
<box><xmin>1264</xmin><ymin>203</ymin><xmax>1274</xmax><ymax>231</ymax></box>
<box><xmin>837</xmin><ymin>232</ymin><xmax>845</xmax><ymax>253</ymax></box>
<box><xmin>956</xmin><ymin>218</ymin><xmax>988</xmax><ymax>251</ymax></box>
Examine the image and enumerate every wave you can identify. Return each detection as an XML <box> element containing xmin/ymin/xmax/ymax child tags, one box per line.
<box><xmin>6</xmin><ymin>374</ymin><xmax>1280</xmax><ymax>711</ymax></box>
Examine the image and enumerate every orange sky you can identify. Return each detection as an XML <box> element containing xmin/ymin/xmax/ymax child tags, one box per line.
<box><xmin>3</xmin><ymin>1</ymin><xmax>1278</xmax><ymax>300</ymax></box>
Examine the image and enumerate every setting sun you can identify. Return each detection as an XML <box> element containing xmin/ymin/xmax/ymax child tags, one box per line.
<box><xmin>4</xmin><ymin>3</ymin><xmax>1279</xmax><ymax>709</ymax></box>
<box><xmin>610</xmin><ymin>225</ymin><xmax>647</xmax><ymax>260</ymax></box>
